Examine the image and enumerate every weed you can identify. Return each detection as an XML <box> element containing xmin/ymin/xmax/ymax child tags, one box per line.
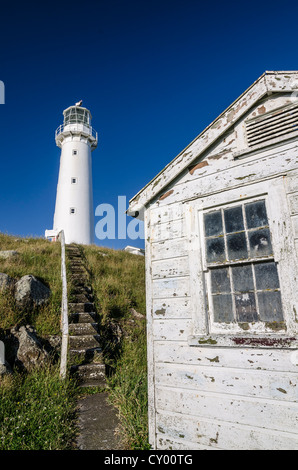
<box><xmin>0</xmin><ymin>364</ymin><xmax>79</xmax><ymax>450</ymax></box>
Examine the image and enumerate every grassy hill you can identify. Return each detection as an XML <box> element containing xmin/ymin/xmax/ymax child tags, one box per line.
<box><xmin>0</xmin><ymin>233</ymin><xmax>148</xmax><ymax>450</ymax></box>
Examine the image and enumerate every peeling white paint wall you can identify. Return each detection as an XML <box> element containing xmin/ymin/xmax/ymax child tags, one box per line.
<box><xmin>142</xmin><ymin>86</ymin><xmax>298</xmax><ymax>450</ymax></box>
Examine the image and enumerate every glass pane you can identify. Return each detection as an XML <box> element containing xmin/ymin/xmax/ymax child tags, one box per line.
<box><xmin>206</xmin><ymin>237</ymin><xmax>225</xmax><ymax>263</ymax></box>
<box><xmin>232</xmin><ymin>265</ymin><xmax>254</xmax><ymax>292</ymax></box>
<box><xmin>235</xmin><ymin>293</ymin><xmax>258</xmax><ymax>322</ymax></box>
<box><xmin>227</xmin><ymin>232</ymin><xmax>248</xmax><ymax>260</ymax></box>
<box><xmin>248</xmin><ymin>228</ymin><xmax>273</xmax><ymax>257</ymax></box>
<box><xmin>211</xmin><ymin>268</ymin><xmax>230</xmax><ymax>293</ymax></box>
<box><xmin>254</xmin><ymin>262</ymin><xmax>280</xmax><ymax>290</ymax></box>
<box><xmin>258</xmin><ymin>291</ymin><xmax>283</xmax><ymax>322</ymax></box>
<box><xmin>224</xmin><ymin>206</ymin><xmax>244</xmax><ymax>233</ymax></box>
<box><xmin>204</xmin><ymin>211</ymin><xmax>223</xmax><ymax>237</ymax></box>
<box><xmin>245</xmin><ymin>200</ymin><xmax>268</xmax><ymax>228</ymax></box>
<box><xmin>212</xmin><ymin>294</ymin><xmax>234</xmax><ymax>322</ymax></box>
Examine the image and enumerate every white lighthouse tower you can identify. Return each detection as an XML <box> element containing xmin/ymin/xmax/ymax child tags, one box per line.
<box><xmin>46</xmin><ymin>102</ymin><xmax>98</xmax><ymax>245</ymax></box>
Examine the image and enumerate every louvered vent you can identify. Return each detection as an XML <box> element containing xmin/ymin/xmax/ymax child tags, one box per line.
<box><xmin>246</xmin><ymin>102</ymin><xmax>298</xmax><ymax>148</ymax></box>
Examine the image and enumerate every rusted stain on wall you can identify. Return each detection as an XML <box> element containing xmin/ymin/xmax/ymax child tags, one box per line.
<box><xmin>159</xmin><ymin>189</ymin><xmax>174</xmax><ymax>200</ymax></box>
<box><xmin>258</xmin><ymin>105</ymin><xmax>266</xmax><ymax>114</ymax></box>
<box><xmin>188</xmin><ymin>160</ymin><xmax>209</xmax><ymax>175</ymax></box>
<box><xmin>232</xmin><ymin>336</ymin><xmax>296</xmax><ymax>347</ymax></box>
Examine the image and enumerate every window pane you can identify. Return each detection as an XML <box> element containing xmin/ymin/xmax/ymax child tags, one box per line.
<box><xmin>211</xmin><ymin>268</ymin><xmax>230</xmax><ymax>293</ymax></box>
<box><xmin>235</xmin><ymin>293</ymin><xmax>258</xmax><ymax>322</ymax></box>
<box><xmin>258</xmin><ymin>291</ymin><xmax>283</xmax><ymax>322</ymax></box>
<box><xmin>254</xmin><ymin>262</ymin><xmax>280</xmax><ymax>290</ymax></box>
<box><xmin>206</xmin><ymin>237</ymin><xmax>225</xmax><ymax>263</ymax></box>
<box><xmin>227</xmin><ymin>232</ymin><xmax>248</xmax><ymax>260</ymax></box>
<box><xmin>232</xmin><ymin>265</ymin><xmax>254</xmax><ymax>292</ymax></box>
<box><xmin>248</xmin><ymin>228</ymin><xmax>273</xmax><ymax>257</ymax></box>
<box><xmin>224</xmin><ymin>206</ymin><xmax>244</xmax><ymax>233</ymax></box>
<box><xmin>204</xmin><ymin>211</ymin><xmax>223</xmax><ymax>237</ymax></box>
<box><xmin>245</xmin><ymin>201</ymin><xmax>268</xmax><ymax>228</ymax></box>
<box><xmin>212</xmin><ymin>294</ymin><xmax>234</xmax><ymax>322</ymax></box>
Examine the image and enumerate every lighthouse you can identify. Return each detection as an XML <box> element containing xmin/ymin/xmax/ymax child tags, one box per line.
<box><xmin>46</xmin><ymin>102</ymin><xmax>98</xmax><ymax>245</ymax></box>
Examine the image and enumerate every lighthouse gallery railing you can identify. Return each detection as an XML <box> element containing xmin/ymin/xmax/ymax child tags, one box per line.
<box><xmin>55</xmin><ymin>123</ymin><xmax>98</xmax><ymax>141</ymax></box>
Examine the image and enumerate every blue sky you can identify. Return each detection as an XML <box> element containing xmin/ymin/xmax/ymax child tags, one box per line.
<box><xmin>0</xmin><ymin>0</ymin><xmax>297</xmax><ymax>249</ymax></box>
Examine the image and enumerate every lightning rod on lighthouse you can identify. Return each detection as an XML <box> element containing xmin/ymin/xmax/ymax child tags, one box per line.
<box><xmin>45</xmin><ymin>102</ymin><xmax>98</xmax><ymax>244</ymax></box>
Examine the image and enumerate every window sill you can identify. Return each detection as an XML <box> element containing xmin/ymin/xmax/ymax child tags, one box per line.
<box><xmin>188</xmin><ymin>334</ymin><xmax>298</xmax><ymax>349</ymax></box>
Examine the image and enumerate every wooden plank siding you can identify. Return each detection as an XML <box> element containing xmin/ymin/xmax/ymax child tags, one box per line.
<box><xmin>155</xmin><ymin>386</ymin><xmax>298</xmax><ymax>435</ymax></box>
<box><xmin>286</xmin><ymin>170</ymin><xmax>298</xmax><ymax>259</ymax></box>
<box><xmin>144</xmin><ymin>92</ymin><xmax>298</xmax><ymax>450</ymax></box>
<box><xmin>156</xmin><ymin>412</ymin><xmax>298</xmax><ymax>450</ymax></box>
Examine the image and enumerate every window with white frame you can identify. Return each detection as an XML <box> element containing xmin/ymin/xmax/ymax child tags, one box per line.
<box><xmin>203</xmin><ymin>198</ymin><xmax>284</xmax><ymax>325</ymax></box>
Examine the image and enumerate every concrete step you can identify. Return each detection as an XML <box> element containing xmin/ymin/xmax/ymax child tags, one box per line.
<box><xmin>71</xmin><ymin>285</ymin><xmax>92</xmax><ymax>294</ymax></box>
<box><xmin>69</xmin><ymin>302</ymin><xmax>95</xmax><ymax>313</ymax></box>
<box><xmin>69</xmin><ymin>346</ymin><xmax>103</xmax><ymax>363</ymax></box>
<box><xmin>70</xmin><ymin>363</ymin><xmax>106</xmax><ymax>386</ymax></box>
<box><xmin>69</xmin><ymin>270</ymin><xmax>88</xmax><ymax>277</ymax></box>
<box><xmin>69</xmin><ymin>265</ymin><xmax>86</xmax><ymax>271</ymax></box>
<box><xmin>67</xmin><ymin>252</ymin><xmax>82</xmax><ymax>257</ymax></box>
<box><xmin>70</xmin><ymin>275</ymin><xmax>89</xmax><ymax>284</ymax></box>
<box><xmin>69</xmin><ymin>311</ymin><xmax>98</xmax><ymax>323</ymax></box>
<box><xmin>69</xmin><ymin>322</ymin><xmax>99</xmax><ymax>336</ymax></box>
<box><xmin>70</xmin><ymin>278</ymin><xmax>92</xmax><ymax>288</ymax></box>
<box><xmin>70</xmin><ymin>294</ymin><xmax>94</xmax><ymax>303</ymax></box>
<box><xmin>69</xmin><ymin>265</ymin><xmax>87</xmax><ymax>272</ymax></box>
<box><xmin>69</xmin><ymin>334</ymin><xmax>101</xmax><ymax>349</ymax></box>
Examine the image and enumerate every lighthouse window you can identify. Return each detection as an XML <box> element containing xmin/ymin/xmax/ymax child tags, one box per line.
<box><xmin>72</xmin><ymin>150</ymin><xmax>78</xmax><ymax>155</ymax></box>
<box><xmin>70</xmin><ymin>208</ymin><xmax>76</xmax><ymax>214</ymax></box>
<box><xmin>71</xmin><ymin>177</ymin><xmax>77</xmax><ymax>184</ymax></box>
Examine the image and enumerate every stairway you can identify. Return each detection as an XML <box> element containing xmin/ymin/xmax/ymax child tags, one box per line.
<box><xmin>66</xmin><ymin>244</ymin><xmax>106</xmax><ymax>388</ymax></box>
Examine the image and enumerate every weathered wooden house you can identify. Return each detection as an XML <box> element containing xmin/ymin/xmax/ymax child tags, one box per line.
<box><xmin>128</xmin><ymin>71</ymin><xmax>298</xmax><ymax>450</ymax></box>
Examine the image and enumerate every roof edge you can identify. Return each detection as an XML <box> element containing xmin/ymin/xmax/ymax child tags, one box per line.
<box><xmin>128</xmin><ymin>71</ymin><xmax>298</xmax><ymax>211</ymax></box>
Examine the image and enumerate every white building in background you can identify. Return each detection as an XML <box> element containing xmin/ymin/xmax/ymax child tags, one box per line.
<box><xmin>45</xmin><ymin>102</ymin><xmax>98</xmax><ymax>245</ymax></box>
<box><xmin>124</xmin><ymin>245</ymin><xmax>145</xmax><ymax>256</ymax></box>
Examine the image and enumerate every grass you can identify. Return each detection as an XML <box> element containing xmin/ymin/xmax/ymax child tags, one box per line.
<box><xmin>108</xmin><ymin>326</ymin><xmax>150</xmax><ymax>449</ymax></box>
<box><xmin>83</xmin><ymin>244</ymin><xmax>149</xmax><ymax>449</ymax></box>
<box><xmin>0</xmin><ymin>365</ymin><xmax>78</xmax><ymax>450</ymax></box>
<box><xmin>0</xmin><ymin>233</ymin><xmax>78</xmax><ymax>450</ymax></box>
<box><xmin>0</xmin><ymin>233</ymin><xmax>149</xmax><ymax>450</ymax></box>
<box><xmin>83</xmin><ymin>246</ymin><xmax>146</xmax><ymax>320</ymax></box>
<box><xmin>0</xmin><ymin>233</ymin><xmax>62</xmax><ymax>335</ymax></box>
